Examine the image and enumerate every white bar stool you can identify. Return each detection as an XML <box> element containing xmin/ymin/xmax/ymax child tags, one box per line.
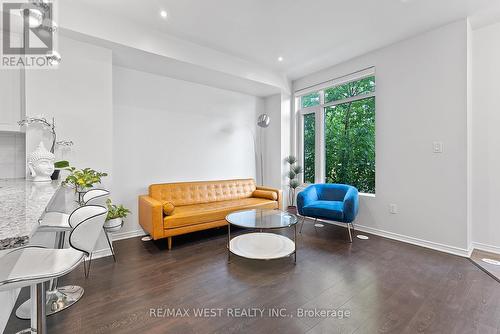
<box><xmin>15</xmin><ymin>189</ymin><xmax>110</xmax><ymax>319</ymax></box>
<box><xmin>0</xmin><ymin>205</ymin><xmax>107</xmax><ymax>334</ymax></box>
<box><xmin>81</xmin><ymin>189</ymin><xmax>118</xmax><ymax>262</ymax></box>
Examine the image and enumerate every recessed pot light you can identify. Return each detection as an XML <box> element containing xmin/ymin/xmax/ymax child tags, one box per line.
<box><xmin>160</xmin><ymin>10</ymin><xmax>168</xmax><ymax>19</ymax></box>
<box><xmin>277</xmin><ymin>56</ymin><xmax>283</xmax><ymax>62</ymax></box>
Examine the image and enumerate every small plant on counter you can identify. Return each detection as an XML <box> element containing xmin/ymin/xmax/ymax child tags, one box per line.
<box><xmin>54</xmin><ymin>160</ymin><xmax>69</xmax><ymax>169</ymax></box>
<box><xmin>63</xmin><ymin>167</ymin><xmax>108</xmax><ymax>193</ymax></box>
<box><xmin>105</xmin><ymin>199</ymin><xmax>131</xmax><ymax>232</ymax></box>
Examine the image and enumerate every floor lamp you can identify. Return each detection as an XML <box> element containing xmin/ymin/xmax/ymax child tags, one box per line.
<box><xmin>257</xmin><ymin>114</ymin><xmax>270</xmax><ymax>185</ymax></box>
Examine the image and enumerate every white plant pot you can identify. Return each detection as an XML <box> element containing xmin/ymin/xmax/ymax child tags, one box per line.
<box><xmin>104</xmin><ymin>218</ymin><xmax>123</xmax><ymax>232</ymax></box>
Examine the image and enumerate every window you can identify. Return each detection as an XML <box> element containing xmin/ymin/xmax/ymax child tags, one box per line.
<box><xmin>298</xmin><ymin>73</ymin><xmax>376</xmax><ymax>194</ymax></box>
<box><xmin>324</xmin><ymin>76</ymin><xmax>375</xmax><ymax>104</ymax></box>
<box><xmin>300</xmin><ymin>92</ymin><xmax>320</xmax><ymax>108</ymax></box>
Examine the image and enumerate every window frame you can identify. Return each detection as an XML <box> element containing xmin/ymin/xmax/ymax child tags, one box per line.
<box><xmin>296</xmin><ymin>69</ymin><xmax>376</xmax><ymax>194</ymax></box>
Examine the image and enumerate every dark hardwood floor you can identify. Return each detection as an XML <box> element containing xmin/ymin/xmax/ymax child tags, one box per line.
<box><xmin>5</xmin><ymin>221</ymin><xmax>500</xmax><ymax>334</ymax></box>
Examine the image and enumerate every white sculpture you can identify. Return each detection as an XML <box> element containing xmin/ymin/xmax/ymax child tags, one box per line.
<box><xmin>28</xmin><ymin>142</ymin><xmax>55</xmax><ymax>182</ymax></box>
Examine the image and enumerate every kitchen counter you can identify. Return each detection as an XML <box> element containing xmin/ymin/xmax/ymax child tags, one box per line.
<box><xmin>0</xmin><ymin>179</ymin><xmax>62</xmax><ymax>249</ymax></box>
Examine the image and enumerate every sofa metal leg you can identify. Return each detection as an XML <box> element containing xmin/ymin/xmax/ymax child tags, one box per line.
<box><xmin>167</xmin><ymin>237</ymin><xmax>172</xmax><ymax>250</ymax></box>
<box><xmin>347</xmin><ymin>223</ymin><xmax>353</xmax><ymax>243</ymax></box>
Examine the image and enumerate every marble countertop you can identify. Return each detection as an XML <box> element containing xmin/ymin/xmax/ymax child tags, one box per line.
<box><xmin>0</xmin><ymin>178</ymin><xmax>61</xmax><ymax>249</ymax></box>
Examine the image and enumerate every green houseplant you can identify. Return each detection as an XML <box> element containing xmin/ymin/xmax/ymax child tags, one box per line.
<box><xmin>104</xmin><ymin>199</ymin><xmax>131</xmax><ymax>232</ymax></box>
<box><xmin>63</xmin><ymin>167</ymin><xmax>108</xmax><ymax>203</ymax></box>
<box><xmin>285</xmin><ymin>155</ymin><xmax>303</xmax><ymax>209</ymax></box>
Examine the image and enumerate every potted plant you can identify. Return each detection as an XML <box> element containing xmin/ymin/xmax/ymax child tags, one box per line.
<box><xmin>51</xmin><ymin>160</ymin><xmax>69</xmax><ymax>180</ymax></box>
<box><xmin>63</xmin><ymin>167</ymin><xmax>108</xmax><ymax>203</ymax></box>
<box><xmin>105</xmin><ymin>199</ymin><xmax>131</xmax><ymax>232</ymax></box>
<box><xmin>285</xmin><ymin>155</ymin><xmax>303</xmax><ymax>210</ymax></box>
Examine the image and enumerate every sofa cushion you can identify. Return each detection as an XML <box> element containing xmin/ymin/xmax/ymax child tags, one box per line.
<box><xmin>252</xmin><ymin>190</ymin><xmax>277</xmax><ymax>201</ymax></box>
<box><xmin>162</xmin><ymin>201</ymin><xmax>175</xmax><ymax>216</ymax></box>
<box><xmin>302</xmin><ymin>200</ymin><xmax>344</xmax><ymax>221</ymax></box>
<box><xmin>150</xmin><ymin>179</ymin><xmax>257</xmax><ymax>206</ymax></box>
<box><xmin>163</xmin><ymin>197</ymin><xmax>277</xmax><ymax>229</ymax></box>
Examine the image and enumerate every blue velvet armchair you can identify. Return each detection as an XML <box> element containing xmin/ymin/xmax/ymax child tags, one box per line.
<box><xmin>297</xmin><ymin>184</ymin><xmax>359</xmax><ymax>242</ymax></box>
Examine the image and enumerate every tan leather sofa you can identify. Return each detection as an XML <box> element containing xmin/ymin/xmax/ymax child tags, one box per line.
<box><xmin>139</xmin><ymin>179</ymin><xmax>282</xmax><ymax>249</ymax></box>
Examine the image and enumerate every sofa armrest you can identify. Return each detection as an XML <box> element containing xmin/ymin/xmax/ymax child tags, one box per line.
<box><xmin>255</xmin><ymin>186</ymin><xmax>283</xmax><ymax>210</ymax></box>
<box><xmin>138</xmin><ymin>195</ymin><xmax>164</xmax><ymax>240</ymax></box>
<box><xmin>297</xmin><ymin>185</ymin><xmax>318</xmax><ymax>215</ymax></box>
<box><xmin>343</xmin><ymin>187</ymin><xmax>359</xmax><ymax>223</ymax></box>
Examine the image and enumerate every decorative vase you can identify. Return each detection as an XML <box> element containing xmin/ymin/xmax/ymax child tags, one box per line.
<box><xmin>51</xmin><ymin>169</ymin><xmax>60</xmax><ymax>180</ymax></box>
<box><xmin>104</xmin><ymin>218</ymin><xmax>123</xmax><ymax>233</ymax></box>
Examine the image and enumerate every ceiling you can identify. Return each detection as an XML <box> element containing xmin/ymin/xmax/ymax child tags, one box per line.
<box><xmin>73</xmin><ymin>0</ymin><xmax>500</xmax><ymax>80</ymax></box>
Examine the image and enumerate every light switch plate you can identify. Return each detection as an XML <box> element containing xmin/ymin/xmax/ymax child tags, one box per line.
<box><xmin>389</xmin><ymin>204</ymin><xmax>398</xmax><ymax>214</ymax></box>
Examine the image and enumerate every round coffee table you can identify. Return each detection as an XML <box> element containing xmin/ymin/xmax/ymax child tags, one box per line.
<box><xmin>225</xmin><ymin>209</ymin><xmax>298</xmax><ymax>263</ymax></box>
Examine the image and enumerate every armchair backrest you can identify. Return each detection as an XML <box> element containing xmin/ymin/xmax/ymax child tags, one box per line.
<box><xmin>297</xmin><ymin>183</ymin><xmax>359</xmax><ymax>223</ymax></box>
<box><xmin>315</xmin><ymin>184</ymin><xmax>351</xmax><ymax>201</ymax></box>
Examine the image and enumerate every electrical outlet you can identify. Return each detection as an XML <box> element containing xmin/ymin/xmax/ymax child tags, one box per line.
<box><xmin>389</xmin><ymin>204</ymin><xmax>398</xmax><ymax>214</ymax></box>
<box><xmin>433</xmin><ymin>141</ymin><xmax>443</xmax><ymax>153</ymax></box>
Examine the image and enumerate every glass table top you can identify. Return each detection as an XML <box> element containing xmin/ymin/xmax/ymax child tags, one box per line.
<box><xmin>226</xmin><ymin>209</ymin><xmax>298</xmax><ymax>229</ymax></box>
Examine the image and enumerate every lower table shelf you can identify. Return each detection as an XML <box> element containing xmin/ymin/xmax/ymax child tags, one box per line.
<box><xmin>229</xmin><ymin>232</ymin><xmax>295</xmax><ymax>260</ymax></box>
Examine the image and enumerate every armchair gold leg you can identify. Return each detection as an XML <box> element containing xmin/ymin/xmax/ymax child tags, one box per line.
<box><xmin>347</xmin><ymin>223</ymin><xmax>353</xmax><ymax>243</ymax></box>
<box><xmin>299</xmin><ymin>216</ymin><xmax>306</xmax><ymax>233</ymax></box>
<box><xmin>167</xmin><ymin>237</ymin><xmax>172</xmax><ymax>250</ymax></box>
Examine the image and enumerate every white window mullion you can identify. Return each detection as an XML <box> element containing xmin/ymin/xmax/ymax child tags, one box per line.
<box><xmin>316</xmin><ymin>106</ymin><xmax>325</xmax><ymax>184</ymax></box>
<box><xmin>297</xmin><ymin>111</ymin><xmax>305</xmax><ymax>184</ymax></box>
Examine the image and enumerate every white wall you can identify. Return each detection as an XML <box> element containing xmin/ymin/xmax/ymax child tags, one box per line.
<box><xmin>471</xmin><ymin>21</ymin><xmax>500</xmax><ymax>254</ymax></box>
<box><xmin>293</xmin><ymin>20</ymin><xmax>469</xmax><ymax>254</ymax></box>
<box><xmin>25</xmin><ymin>36</ymin><xmax>113</xmax><ymax>181</ymax></box>
<box><xmin>112</xmin><ymin>66</ymin><xmax>263</xmax><ymax>236</ymax></box>
<box><xmin>261</xmin><ymin>92</ymin><xmax>292</xmax><ymax>209</ymax></box>
<box><xmin>262</xmin><ymin>94</ymin><xmax>282</xmax><ymax>189</ymax></box>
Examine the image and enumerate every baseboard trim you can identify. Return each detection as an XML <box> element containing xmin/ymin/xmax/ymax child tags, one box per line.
<box><xmin>302</xmin><ymin>217</ymin><xmax>470</xmax><ymax>257</ymax></box>
<box><xmin>92</xmin><ymin>229</ymin><xmax>147</xmax><ymax>260</ymax></box>
<box><xmin>471</xmin><ymin>242</ymin><xmax>500</xmax><ymax>255</ymax></box>
<box><xmin>354</xmin><ymin>224</ymin><xmax>470</xmax><ymax>257</ymax></box>
<box><xmin>112</xmin><ymin>229</ymin><xmax>147</xmax><ymax>241</ymax></box>
<box><xmin>92</xmin><ymin>248</ymin><xmax>113</xmax><ymax>260</ymax></box>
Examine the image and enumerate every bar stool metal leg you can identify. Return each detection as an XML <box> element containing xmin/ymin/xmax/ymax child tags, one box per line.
<box><xmin>16</xmin><ymin>232</ymin><xmax>85</xmax><ymax>320</ymax></box>
<box><xmin>36</xmin><ymin>282</ymin><xmax>47</xmax><ymax>334</ymax></box>
<box><xmin>16</xmin><ymin>283</ymin><xmax>47</xmax><ymax>334</ymax></box>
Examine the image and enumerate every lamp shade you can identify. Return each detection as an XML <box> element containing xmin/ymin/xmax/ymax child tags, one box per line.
<box><xmin>257</xmin><ymin>114</ymin><xmax>270</xmax><ymax>128</ymax></box>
